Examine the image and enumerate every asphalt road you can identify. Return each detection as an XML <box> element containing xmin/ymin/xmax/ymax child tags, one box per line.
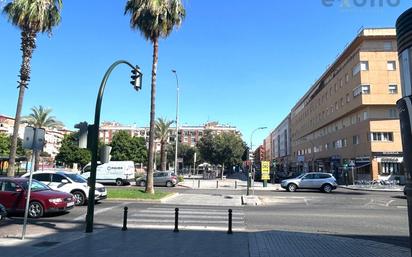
<box><xmin>1</xmin><ymin>187</ymin><xmax>409</xmax><ymax>248</ymax></box>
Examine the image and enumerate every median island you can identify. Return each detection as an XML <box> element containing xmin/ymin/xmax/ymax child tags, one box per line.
<box><xmin>107</xmin><ymin>188</ymin><xmax>172</xmax><ymax>200</ymax></box>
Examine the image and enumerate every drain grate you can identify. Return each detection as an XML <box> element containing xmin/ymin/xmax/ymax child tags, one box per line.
<box><xmin>224</xmin><ymin>196</ymin><xmax>233</xmax><ymax>199</ymax></box>
<box><xmin>32</xmin><ymin>241</ymin><xmax>60</xmax><ymax>248</ymax></box>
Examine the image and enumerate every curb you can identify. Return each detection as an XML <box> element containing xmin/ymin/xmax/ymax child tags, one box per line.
<box><xmin>339</xmin><ymin>186</ymin><xmax>403</xmax><ymax>192</ymax></box>
<box><xmin>106</xmin><ymin>193</ymin><xmax>178</xmax><ymax>203</ymax></box>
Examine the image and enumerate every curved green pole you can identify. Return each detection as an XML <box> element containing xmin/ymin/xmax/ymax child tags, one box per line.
<box><xmin>86</xmin><ymin>60</ymin><xmax>142</xmax><ymax>233</ymax></box>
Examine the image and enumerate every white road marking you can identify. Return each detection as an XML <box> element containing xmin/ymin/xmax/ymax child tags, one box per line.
<box><xmin>385</xmin><ymin>200</ymin><xmax>395</xmax><ymax>207</ymax></box>
<box><xmin>131</xmin><ymin>213</ymin><xmax>244</xmax><ymax>220</ymax></box>
<box><xmin>303</xmin><ymin>198</ymin><xmax>310</xmax><ymax>206</ymax></box>
<box><xmin>73</xmin><ymin>203</ymin><xmax>125</xmax><ymax>221</ymax></box>
<box><xmin>128</xmin><ymin>219</ymin><xmax>244</xmax><ymax>224</ymax></box>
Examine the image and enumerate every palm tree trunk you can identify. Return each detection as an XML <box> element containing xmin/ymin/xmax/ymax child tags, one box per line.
<box><xmin>8</xmin><ymin>30</ymin><xmax>36</xmax><ymax>177</ymax></box>
<box><xmin>160</xmin><ymin>141</ymin><xmax>166</xmax><ymax>171</ymax></box>
<box><xmin>146</xmin><ymin>38</ymin><xmax>159</xmax><ymax>194</ymax></box>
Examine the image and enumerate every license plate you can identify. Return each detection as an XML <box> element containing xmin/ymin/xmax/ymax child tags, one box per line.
<box><xmin>67</xmin><ymin>202</ymin><xmax>74</xmax><ymax>207</ymax></box>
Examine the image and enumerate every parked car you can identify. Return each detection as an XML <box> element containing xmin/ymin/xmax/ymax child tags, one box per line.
<box><xmin>22</xmin><ymin>170</ymin><xmax>107</xmax><ymax>206</ymax></box>
<box><xmin>136</xmin><ymin>171</ymin><xmax>178</xmax><ymax>187</ymax></box>
<box><xmin>0</xmin><ymin>177</ymin><xmax>75</xmax><ymax>218</ymax></box>
<box><xmin>82</xmin><ymin>161</ymin><xmax>135</xmax><ymax>186</ymax></box>
<box><xmin>280</xmin><ymin>172</ymin><xmax>337</xmax><ymax>193</ymax></box>
<box><xmin>0</xmin><ymin>203</ymin><xmax>7</xmax><ymax>221</ymax></box>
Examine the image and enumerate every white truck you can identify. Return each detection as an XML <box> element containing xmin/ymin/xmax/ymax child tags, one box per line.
<box><xmin>81</xmin><ymin>161</ymin><xmax>135</xmax><ymax>186</ymax></box>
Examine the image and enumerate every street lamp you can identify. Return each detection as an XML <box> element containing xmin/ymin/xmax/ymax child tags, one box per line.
<box><xmin>172</xmin><ymin>69</ymin><xmax>179</xmax><ymax>175</ymax></box>
<box><xmin>85</xmin><ymin>60</ymin><xmax>142</xmax><ymax>233</ymax></box>
<box><xmin>247</xmin><ymin>126</ymin><xmax>267</xmax><ymax>196</ymax></box>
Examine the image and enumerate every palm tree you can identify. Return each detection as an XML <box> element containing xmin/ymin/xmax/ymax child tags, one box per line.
<box><xmin>155</xmin><ymin>118</ymin><xmax>173</xmax><ymax>171</ymax></box>
<box><xmin>22</xmin><ymin>105</ymin><xmax>63</xmax><ymax>171</ymax></box>
<box><xmin>3</xmin><ymin>0</ymin><xmax>63</xmax><ymax>177</ymax></box>
<box><xmin>125</xmin><ymin>0</ymin><xmax>185</xmax><ymax>194</ymax></box>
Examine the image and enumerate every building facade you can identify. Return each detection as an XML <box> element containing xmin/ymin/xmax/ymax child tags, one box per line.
<box><xmin>288</xmin><ymin>28</ymin><xmax>403</xmax><ymax>181</ymax></box>
<box><xmin>0</xmin><ymin>114</ymin><xmax>72</xmax><ymax>158</ymax></box>
<box><xmin>100</xmin><ymin>121</ymin><xmax>241</xmax><ymax>151</ymax></box>
<box><xmin>271</xmin><ymin>115</ymin><xmax>291</xmax><ymax>172</ymax></box>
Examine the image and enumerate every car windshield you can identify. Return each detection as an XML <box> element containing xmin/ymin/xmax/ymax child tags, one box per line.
<box><xmin>64</xmin><ymin>173</ymin><xmax>87</xmax><ymax>183</ymax></box>
<box><xmin>22</xmin><ymin>180</ymin><xmax>50</xmax><ymax>192</ymax></box>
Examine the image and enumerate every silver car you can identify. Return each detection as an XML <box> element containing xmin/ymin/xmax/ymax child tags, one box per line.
<box><xmin>281</xmin><ymin>172</ymin><xmax>337</xmax><ymax>193</ymax></box>
<box><xmin>136</xmin><ymin>171</ymin><xmax>178</xmax><ymax>187</ymax></box>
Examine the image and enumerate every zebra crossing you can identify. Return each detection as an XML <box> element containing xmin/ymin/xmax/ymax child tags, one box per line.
<box><xmin>127</xmin><ymin>205</ymin><xmax>246</xmax><ymax>231</ymax></box>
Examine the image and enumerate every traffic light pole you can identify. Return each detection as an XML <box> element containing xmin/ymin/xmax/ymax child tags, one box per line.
<box><xmin>85</xmin><ymin>60</ymin><xmax>142</xmax><ymax>233</ymax></box>
<box><xmin>396</xmin><ymin>8</ymin><xmax>412</xmax><ymax>254</ymax></box>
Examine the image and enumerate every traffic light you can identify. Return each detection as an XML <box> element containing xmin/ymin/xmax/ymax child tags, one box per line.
<box><xmin>74</xmin><ymin>122</ymin><xmax>89</xmax><ymax>149</ymax></box>
<box><xmin>130</xmin><ymin>66</ymin><xmax>142</xmax><ymax>91</ymax></box>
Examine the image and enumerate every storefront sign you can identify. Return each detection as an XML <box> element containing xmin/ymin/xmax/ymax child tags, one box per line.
<box><xmin>376</xmin><ymin>157</ymin><xmax>403</xmax><ymax>163</ymax></box>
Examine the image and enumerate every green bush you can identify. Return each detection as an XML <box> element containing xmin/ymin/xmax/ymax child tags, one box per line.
<box><xmin>178</xmin><ymin>175</ymin><xmax>184</xmax><ymax>183</ymax></box>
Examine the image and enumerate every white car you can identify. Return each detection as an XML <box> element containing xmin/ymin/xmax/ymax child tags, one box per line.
<box><xmin>22</xmin><ymin>170</ymin><xmax>107</xmax><ymax>206</ymax></box>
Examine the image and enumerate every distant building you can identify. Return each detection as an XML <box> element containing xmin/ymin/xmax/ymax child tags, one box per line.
<box><xmin>0</xmin><ymin>114</ymin><xmax>72</xmax><ymax>158</ymax></box>
<box><xmin>99</xmin><ymin>121</ymin><xmax>241</xmax><ymax>151</ymax></box>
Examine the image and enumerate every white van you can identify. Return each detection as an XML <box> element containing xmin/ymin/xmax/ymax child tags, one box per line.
<box><xmin>81</xmin><ymin>161</ymin><xmax>135</xmax><ymax>186</ymax></box>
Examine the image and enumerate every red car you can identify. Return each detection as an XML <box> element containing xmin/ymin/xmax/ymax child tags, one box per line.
<box><xmin>0</xmin><ymin>177</ymin><xmax>75</xmax><ymax>218</ymax></box>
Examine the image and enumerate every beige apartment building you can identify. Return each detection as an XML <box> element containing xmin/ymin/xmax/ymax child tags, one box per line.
<box><xmin>290</xmin><ymin>28</ymin><xmax>403</xmax><ymax>182</ymax></box>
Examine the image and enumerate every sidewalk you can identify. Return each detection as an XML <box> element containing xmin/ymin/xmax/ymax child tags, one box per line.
<box><xmin>0</xmin><ymin>226</ymin><xmax>409</xmax><ymax>257</ymax></box>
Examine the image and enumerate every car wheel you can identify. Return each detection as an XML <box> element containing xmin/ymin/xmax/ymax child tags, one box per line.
<box><xmin>72</xmin><ymin>191</ymin><xmax>86</xmax><ymax>206</ymax></box>
<box><xmin>166</xmin><ymin>181</ymin><xmax>173</xmax><ymax>187</ymax></box>
<box><xmin>322</xmin><ymin>184</ymin><xmax>333</xmax><ymax>193</ymax></box>
<box><xmin>139</xmin><ymin>180</ymin><xmax>146</xmax><ymax>187</ymax></box>
<box><xmin>28</xmin><ymin>201</ymin><xmax>44</xmax><ymax>218</ymax></box>
<box><xmin>116</xmin><ymin>179</ymin><xmax>124</xmax><ymax>186</ymax></box>
<box><xmin>287</xmin><ymin>183</ymin><xmax>297</xmax><ymax>192</ymax></box>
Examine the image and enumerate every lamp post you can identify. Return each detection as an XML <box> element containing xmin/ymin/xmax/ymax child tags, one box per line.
<box><xmin>172</xmin><ymin>70</ymin><xmax>180</xmax><ymax>175</ymax></box>
<box><xmin>247</xmin><ymin>127</ymin><xmax>267</xmax><ymax>196</ymax></box>
<box><xmin>85</xmin><ymin>60</ymin><xmax>142</xmax><ymax>233</ymax></box>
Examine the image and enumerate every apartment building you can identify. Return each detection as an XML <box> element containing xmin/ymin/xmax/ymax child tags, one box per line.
<box><xmin>0</xmin><ymin>114</ymin><xmax>72</xmax><ymax>158</ymax></box>
<box><xmin>289</xmin><ymin>28</ymin><xmax>403</xmax><ymax>181</ymax></box>
<box><xmin>100</xmin><ymin>121</ymin><xmax>241</xmax><ymax>150</ymax></box>
<box><xmin>271</xmin><ymin>115</ymin><xmax>292</xmax><ymax>172</ymax></box>
<box><xmin>263</xmin><ymin>134</ymin><xmax>272</xmax><ymax>162</ymax></box>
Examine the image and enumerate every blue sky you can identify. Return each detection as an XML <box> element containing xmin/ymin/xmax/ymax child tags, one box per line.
<box><xmin>0</xmin><ymin>0</ymin><xmax>410</xmax><ymax>147</ymax></box>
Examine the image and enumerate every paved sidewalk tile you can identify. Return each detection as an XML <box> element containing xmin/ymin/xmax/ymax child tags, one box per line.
<box><xmin>249</xmin><ymin>231</ymin><xmax>410</xmax><ymax>257</ymax></box>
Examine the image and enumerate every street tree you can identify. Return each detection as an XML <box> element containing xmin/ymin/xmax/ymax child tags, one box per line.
<box><xmin>110</xmin><ymin>131</ymin><xmax>147</xmax><ymax>164</ymax></box>
<box><xmin>125</xmin><ymin>0</ymin><xmax>185</xmax><ymax>194</ymax></box>
<box><xmin>55</xmin><ymin>133</ymin><xmax>91</xmax><ymax>168</ymax></box>
<box><xmin>3</xmin><ymin>0</ymin><xmax>63</xmax><ymax>177</ymax></box>
<box><xmin>0</xmin><ymin>133</ymin><xmax>25</xmax><ymax>157</ymax></box>
<box><xmin>155</xmin><ymin>118</ymin><xmax>173</xmax><ymax>171</ymax></box>
<box><xmin>21</xmin><ymin>105</ymin><xmax>63</xmax><ymax>170</ymax></box>
<box><xmin>198</xmin><ymin>131</ymin><xmax>246</xmax><ymax>178</ymax></box>
<box><xmin>167</xmin><ymin>144</ymin><xmax>199</xmax><ymax>170</ymax></box>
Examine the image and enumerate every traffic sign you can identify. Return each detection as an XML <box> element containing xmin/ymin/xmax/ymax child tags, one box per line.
<box><xmin>349</xmin><ymin>160</ymin><xmax>355</xmax><ymax>167</ymax></box>
<box><xmin>261</xmin><ymin>161</ymin><xmax>270</xmax><ymax>180</ymax></box>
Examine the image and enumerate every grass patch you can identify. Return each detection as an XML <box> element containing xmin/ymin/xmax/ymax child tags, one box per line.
<box><xmin>107</xmin><ymin>188</ymin><xmax>172</xmax><ymax>200</ymax></box>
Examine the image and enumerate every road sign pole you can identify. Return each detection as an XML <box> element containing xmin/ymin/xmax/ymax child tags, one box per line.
<box><xmin>22</xmin><ymin>128</ymin><xmax>37</xmax><ymax>240</ymax></box>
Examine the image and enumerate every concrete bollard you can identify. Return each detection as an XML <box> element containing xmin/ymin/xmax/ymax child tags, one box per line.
<box><xmin>122</xmin><ymin>206</ymin><xmax>128</xmax><ymax>231</ymax></box>
<box><xmin>216</xmin><ymin>180</ymin><xmax>219</xmax><ymax>189</ymax></box>
<box><xmin>235</xmin><ymin>181</ymin><xmax>237</xmax><ymax>189</ymax></box>
<box><xmin>174</xmin><ymin>208</ymin><xmax>179</xmax><ymax>232</ymax></box>
<box><xmin>198</xmin><ymin>180</ymin><xmax>200</xmax><ymax>188</ymax></box>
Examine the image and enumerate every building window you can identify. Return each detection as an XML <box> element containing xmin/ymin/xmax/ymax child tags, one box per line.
<box><xmin>389</xmin><ymin>108</ymin><xmax>398</xmax><ymax>118</ymax></box>
<box><xmin>363</xmin><ymin>111</ymin><xmax>368</xmax><ymax>120</ymax></box>
<box><xmin>387</xmin><ymin>61</ymin><xmax>396</xmax><ymax>71</ymax></box>
<box><xmin>340</xmin><ymin>98</ymin><xmax>344</xmax><ymax>107</ymax></box>
<box><xmin>389</xmin><ymin>85</ymin><xmax>398</xmax><ymax>94</ymax></box>
<box><xmin>345</xmin><ymin>73</ymin><xmax>349</xmax><ymax>83</ymax></box>
<box><xmin>371</xmin><ymin>132</ymin><xmax>394</xmax><ymax>142</ymax></box>
<box><xmin>335</xmin><ymin>101</ymin><xmax>338</xmax><ymax>110</ymax></box>
<box><xmin>384</xmin><ymin>41</ymin><xmax>393</xmax><ymax>51</ymax></box>
<box><xmin>353</xmin><ymin>135</ymin><xmax>359</xmax><ymax>145</ymax></box>
<box><xmin>360</xmin><ymin>61</ymin><xmax>369</xmax><ymax>71</ymax></box>
<box><xmin>353</xmin><ymin>64</ymin><xmax>360</xmax><ymax>76</ymax></box>
<box><xmin>362</xmin><ymin>85</ymin><xmax>370</xmax><ymax>95</ymax></box>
